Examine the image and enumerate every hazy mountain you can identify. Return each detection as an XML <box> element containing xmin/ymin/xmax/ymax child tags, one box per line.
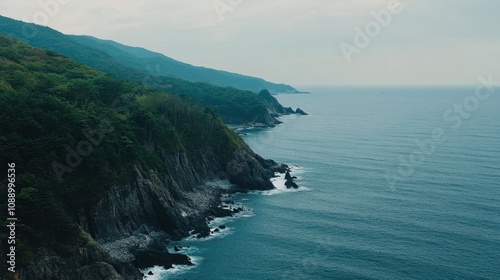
<box><xmin>0</xmin><ymin>15</ymin><xmax>303</xmax><ymax>126</ymax></box>
<box><xmin>0</xmin><ymin>15</ymin><xmax>297</xmax><ymax>94</ymax></box>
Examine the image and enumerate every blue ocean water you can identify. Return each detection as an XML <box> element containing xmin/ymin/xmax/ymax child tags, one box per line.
<box><xmin>155</xmin><ymin>87</ymin><xmax>500</xmax><ymax>280</ymax></box>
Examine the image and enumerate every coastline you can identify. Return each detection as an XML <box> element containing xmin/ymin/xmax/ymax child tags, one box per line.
<box><xmin>138</xmin><ymin>165</ymin><xmax>305</xmax><ymax>279</ymax></box>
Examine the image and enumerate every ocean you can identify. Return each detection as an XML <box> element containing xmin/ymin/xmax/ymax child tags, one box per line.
<box><xmin>148</xmin><ymin>86</ymin><xmax>500</xmax><ymax>280</ymax></box>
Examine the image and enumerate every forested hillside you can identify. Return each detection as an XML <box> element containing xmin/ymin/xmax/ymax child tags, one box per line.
<box><xmin>0</xmin><ymin>34</ymin><xmax>276</xmax><ymax>278</ymax></box>
<box><xmin>69</xmin><ymin>35</ymin><xmax>298</xmax><ymax>93</ymax></box>
<box><xmin>0</xmin><ymin>15</ymin><xmax>298</xmax><ymax>127</ymax></box>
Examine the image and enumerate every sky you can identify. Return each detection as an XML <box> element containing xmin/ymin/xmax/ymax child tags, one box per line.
<box><xmin>1</xmin><ymin>0</ymin><xmax>499</xmax><ymax>87</ymax></box>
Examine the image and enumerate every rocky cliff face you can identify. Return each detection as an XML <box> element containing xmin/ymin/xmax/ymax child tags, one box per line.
<box><xmin>258</xmin><ymin>89</ymin><xmax>295</xmax><ymax>116</ymax></box>
<box><xmin>221</xmin><ymin>89</ymin><xmax>310</xmax><ymax>128</ymax></box>
<box><xmin>17</xmin><ymin>145</ymin><xmax>283</xmax><ymax>280</ymax></box>
<box><xmin>258</xmin><ymin>89</ymin><xmax>307</xmax><ymax>117</ymax></box>
<box><xmin>221</xmin><ymin>108</ymin><xmax>282</xmax><ymax>128</ymax></box>
<box><xmin>17</xmin><ymin>234</ymin><xmax>142</xmax><ymax>280</ymax></box>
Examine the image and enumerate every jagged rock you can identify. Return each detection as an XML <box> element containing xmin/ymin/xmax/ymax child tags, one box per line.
<box><xmin>258</xmin><ymin>89</ymin><xmax>296</xmax><ymax>116</ymax></box>
<box><xmin>19</xmin><ymin>241</ymin><xmax>143</xmax><ymax>280</ymax></box>
<box><xmin>133</xmin><ymin>249</ymin><xmax>193</xmax><ymax>270</ymax></box>
<box><xmin>285</xmin><ymin>180</ymin><xmax>300</xmax><ymax>189</ymax></box>
<box><xmin>19</xmin><ymin>139</ymin><xmax>285</xmax><ymax>278</ymax></box>
<box><xmin>76</xmin><ymin>262</ymin><xmax>128</xmax><ymax>280</ymax></box>
<box><xmin>219</xmin><ymin>225</ymin><xmax>226</xmax><ymax>230</ymax></box>
<box><xmin>285</xmin><ymin>171</ymin><xmax>300</xmax><ymax>189</ymax></box>
<box><xmin>226</xmin><ymin>148</ymin><xmax>279</xmax><ymax>191</ymax></box>
<box><xmin>174</xmin><ymin>246</ymin><xmax>181</xmax><ymax>252</ymax></box>
<box><xmin>148</xmin><ymin>271</ymin><xmax>154</xmax><ymax>275</ymax></box>
<box><xmin>194</xmin><ymin>224</ymin><xmax>211</xmax><ymax>239</ymax></box>
<box><xmin>295</xmin><ymin>108</ymin><xmax>308</xmax><ymax>115</ymax></box>
<box><xmin>210</xmin><ymin>206</ymin><xmax>233</xmax><ymax>218</ymax></box>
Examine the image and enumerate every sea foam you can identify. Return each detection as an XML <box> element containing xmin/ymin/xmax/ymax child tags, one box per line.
<box><xmin>140</xmin><ymin>255</ymin><xmax>203</xmax><ymax>280</ymax></box>
<box><xmin>263</xmin><ymin>165</ymin><xmax>309</xmax><ymax>195</ymax></box>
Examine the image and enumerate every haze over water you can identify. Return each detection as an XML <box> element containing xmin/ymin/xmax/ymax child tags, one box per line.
<box><xmin>160</xmin><ymin>87</ymin><xmax>500</xmax><ymax>280</ymax></box>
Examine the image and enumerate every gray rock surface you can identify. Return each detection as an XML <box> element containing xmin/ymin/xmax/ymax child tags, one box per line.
<box><xmin>18</xmin><ymin>145</ymin><xmax>284</xmax><ymax>279</ymax></box>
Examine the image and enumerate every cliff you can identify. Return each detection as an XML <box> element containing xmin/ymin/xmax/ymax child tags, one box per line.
<box><xmin>10</xmin><ymin>147</ymin><xmax>282</xmax><ymax>280</ymax></box>
<box><xmin>77</xmin><ymin>147</ymin><xmax>278</xmax><ymax>245</ymax></box>
<box><xmin>258</xmin><ymin>89</ymin><xmax>308</xmax><ymax>116</ymax></box>
<box><xmin>0</xmin><ymin>34</ymin><xmax>286</xmax><ymax>279</ymax></box>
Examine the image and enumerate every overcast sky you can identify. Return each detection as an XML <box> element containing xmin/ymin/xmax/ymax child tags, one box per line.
<box><xmin>1</xmin><ymin>0</ymin><xmax>499</xmax><ymax>87</ymax></box>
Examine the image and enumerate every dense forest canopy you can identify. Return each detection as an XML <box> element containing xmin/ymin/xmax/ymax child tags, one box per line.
<box><xmin>0</xmin><ymin>15</ymin><xmax>293</xmax><ymax>126</ymax></box>
<box><xmin>0</xmin><ymin>34</ymin><xmax>245</xmax><ymax>265</ymax></box>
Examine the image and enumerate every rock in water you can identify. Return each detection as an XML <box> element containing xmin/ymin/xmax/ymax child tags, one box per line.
<box><xmin>295</xmin><ymin>108</ymin><xmax>308</xmax><ymax>115</ymax></box>
<box><xmin>285</xmin><ymin>180</ymin><xmax>300</xmax><ymax>189</ymax></box>
<box><xmin>285</xmin><ymin>171</ymin><xmax>300</xmax><ymax>189</ymax></box>
<box><xmin>194</xmin><ymin>225</ymin><xmax>211</xmax><ymax>239</ymax></box>
<box><xmin>133</xmin><ymin>249</ymin><xmax>193</xmax><ymax>270</ymax></box>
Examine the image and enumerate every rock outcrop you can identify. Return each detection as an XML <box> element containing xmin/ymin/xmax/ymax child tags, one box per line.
<box><xmin>132</xmin><ymin>248</ymin><xmax>193</xmax><ymax>270</ymax></box>
<box><xmin>285</xmin><ymin>171</ymin><xmax>300</xmax><ymax>189</ymax></box>
<box><xmin>18</xmin><ymin>233</ymin><xmax>142</xmax><ymax>280</ymax></box>
<box><xmin>17</xmin><ymin>144</ymin><xmax>286</xmax><ymax>279</ymax></box>
<box><xmin>258</xmin><ymin>89</ymin><xmax>308</xmax><ymax>117</ymax></box>
<box><xmin>295</xmin><ymin>108</ymin><xmax>308</xmax><ymax>115</ymax></box>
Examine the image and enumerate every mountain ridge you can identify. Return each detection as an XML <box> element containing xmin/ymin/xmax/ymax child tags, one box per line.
<box><xmin>0</xmin><ymin>15</ymin><xmax>304</xmax><ymax>127</ymax></box>
<box><xmin>0</xmin><ymin>34</ymin><xmax>289</xmax><ymax>279</ymax></box>
<box><xmin>68</xmin><ymin>34</ymin><xmax>298</xmax><ymax>94</ymax></box>
<box><xmin>0</xmin><ymin>15</ymin><xmax>297</xmax><ymax>94</ymax></box>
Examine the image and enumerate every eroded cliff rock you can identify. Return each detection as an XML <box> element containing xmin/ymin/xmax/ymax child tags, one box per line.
<box><xmin>258</xmin><ymin>89</ymin><xmax>308</xmax><ymax>117</ymax></box>
<box><xmin>18</xmin><ymin>145</ymin><xmax>283</xmax><ymax>279</ymax></box>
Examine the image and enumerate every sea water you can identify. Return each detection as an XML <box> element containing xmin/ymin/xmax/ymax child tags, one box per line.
<box><xmin>151</xmin><ymin>86</ymin><xmax>500</xmax><ymax>280</ymax></box>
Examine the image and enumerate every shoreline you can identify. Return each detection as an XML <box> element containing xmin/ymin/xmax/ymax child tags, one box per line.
<box><xmin>138</xmin><ymin>166</ymin><xmax>304</xmax><ymax>279</ymax></box>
